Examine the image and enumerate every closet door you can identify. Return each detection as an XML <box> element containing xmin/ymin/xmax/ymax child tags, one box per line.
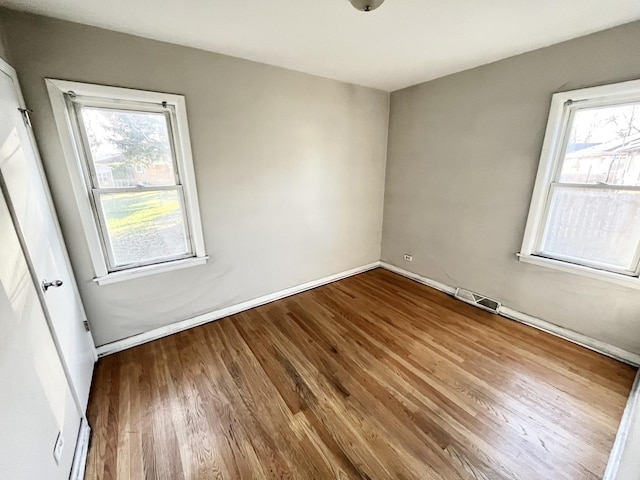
<box><xmin>0</xmin><ymin>60</ymin><xmax>96</xmax><ymax>412</ymax></box>
<box><xmin>0</xmin><ymin>187</ymin><xmax>82</xmax><ymax>480</ymax></box>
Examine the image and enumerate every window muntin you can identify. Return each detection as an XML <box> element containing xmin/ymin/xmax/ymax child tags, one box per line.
<box><xmin>68</xmin><ymin>96</ymin><xmax>195</xmax><ymax>272</ymax></box>
<box><xmin>526</xmin><ymin>85</ymin><xmax>640</xmax><ymax>280</ymax></box>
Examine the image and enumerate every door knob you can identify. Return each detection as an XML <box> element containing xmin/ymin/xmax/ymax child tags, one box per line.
<box><xmin>42</xmin><ymin>279</ymin><xmax>63</xmax><ymax>292</ymax></box>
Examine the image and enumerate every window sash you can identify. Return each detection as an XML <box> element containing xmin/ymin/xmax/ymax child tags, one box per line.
<box><xmin>535</xmin><ymin>182</ymin><xmax>640</xmax><ymax>275</ymax></box>
<box><xmin>546</xmin><ymin>182</ymin><xmax>640</xmax><ymax>192</ymax></box>
<box><xmin>67</xmin><ymin>95</ymin><xmax>197</xmax><ymax>272</ymax></box>
<box><xmin>551</xmin><ymin>99</ymin><xmax>640</xmax><ymax>184</ymax></box>
<box><xmin>72</xmin><ymin>100</ymin><xmax>182</xmax><ymax>189</ymax></box>
<box><xmin>91</xmin><ymin>185</ymin><xmax>194</xmax><ymax>271</ymax></box>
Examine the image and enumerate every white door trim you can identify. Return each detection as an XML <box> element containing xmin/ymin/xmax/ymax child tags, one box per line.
<box><xmin>603</xmin><ymin>371</ymin><xmax>640</xmax><ymax>480</ymax></box>
<box><xmin>69</xmin><ymin>419</ymin><xmax>91</xmax><ymax>480</ymax></box>
<box><xmin>0</xmin><ymin>58</ymin><xmax>97</xmax><ymax>415</ymax></box>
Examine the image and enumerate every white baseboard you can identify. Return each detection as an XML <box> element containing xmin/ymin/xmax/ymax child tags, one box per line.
<box><xmin>98</xmin><ymin>259</ymin><xmax>640</xmax><ymax>364</ymax></box>
<box><xmin>499</xmin><ymin>307</ymin><xmax>640</xmax><ymax>367</ymax></box>
<box><xmin>96</xmin><ymin>261</ymin><xmax>381</xmax><ymax>357</ymax></box>
<box><xmin>380</xmin><ymin>261</ymin><xmax>640</xmax><ymax>479</ymax></box>
<box><xmin>69</xmin><ymin>419</ymin><xmax>90</xmax><ymax>480</ymax></box>
<box><xmin>603</xmin><ymin>371</ymin><xmax>640</xmax><ymax>480</ymax></box>
<box><xmin>380</xmin><ymin>262</ymin><xmax>456</xmax><ymax>295</ymax></box>
<box><xmin>379</xmin><ymin>262</ymin><xmax>640</xmax><ymax>367</ymax></box>
<box><xmin>92</xmin><ymin>258</ymin><xmax>638</xmax><ymax>480</ymax></box>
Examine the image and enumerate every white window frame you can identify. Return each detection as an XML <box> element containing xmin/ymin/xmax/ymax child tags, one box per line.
<box><xmin>519</xmin><ymin>78</ymin><xmax>640</xmax><ymax>289</ymax></box>
<box><xmin>46</xmin><ymin>79</ymin><xmax>207</xmax><ymax>285</ymax></box>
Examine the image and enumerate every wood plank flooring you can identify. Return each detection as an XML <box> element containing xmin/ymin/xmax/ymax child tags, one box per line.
<box><xmin>85</xmin><ymin>268</ymin><xmax>636</xmax><ymax>480</ymax></box>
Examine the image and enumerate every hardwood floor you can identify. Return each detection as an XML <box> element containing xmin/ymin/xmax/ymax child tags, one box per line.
<box><xmin>85</xmin><ymin>268</ymin><xmax>636</xmax><ymax>480</ymax></box>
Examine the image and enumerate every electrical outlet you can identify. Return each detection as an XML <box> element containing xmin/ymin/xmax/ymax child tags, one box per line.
<box><xmin>403</xmin><ymin>254</ymin><xmax>413</xmax><ymax>262</ymax></box>
<box><xmin>53</xmin><ymin>432</ymin><xmax>64</xmax><ymax>465</ymax></box>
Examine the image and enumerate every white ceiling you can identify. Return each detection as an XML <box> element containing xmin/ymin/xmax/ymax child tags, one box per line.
<box><xmin>3</xmin><ymin>0</ymin><xmax>640</xmax><ymax>91</ymax></box>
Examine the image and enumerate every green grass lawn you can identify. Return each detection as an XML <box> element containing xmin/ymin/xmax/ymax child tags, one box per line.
<box><xmin>101</xmin><ymin>190</ymin><xmax>187</xmax><ymax>265</ymax></box>
<box><xmin>102</xmin><ymin>190</ymin><xmax>181</xmax><ymax>236</ymax></box>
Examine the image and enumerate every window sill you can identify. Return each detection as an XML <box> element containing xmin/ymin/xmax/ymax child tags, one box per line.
<box><xmin>93</xmin><ymin>256</ymin><xmax>209</xmax><ymax>286</ymax></box>
<box><xmin>517</xmin><ymin>253</ymin><xmax>640</xmax><ymax>290</ymax></box>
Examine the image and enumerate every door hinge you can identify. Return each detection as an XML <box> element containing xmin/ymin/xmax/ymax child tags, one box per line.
<box><xmin>18</xmin><ymin>107</ymin><xmax>33</xmax><ymax>128</ymax></box>
<box><xmin>83</xmin><ymin>320</ymin><xmax>91</xmax><ymax>332</ymax></box>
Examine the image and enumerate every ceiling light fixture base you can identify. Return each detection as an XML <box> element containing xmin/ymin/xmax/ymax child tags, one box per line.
<box><xmin>348</xmin><ymin>0</ymin><xmax>386</xmax><ymax>12</ymax></box>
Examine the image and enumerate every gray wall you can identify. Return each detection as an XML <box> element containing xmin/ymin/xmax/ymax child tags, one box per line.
<box><xmin>383</xmin><ymin>21</ymin><xmax>640</xmax><ymax>355</ymax></box>
<box><xmin>3</xmin><ymin>8</ymin><xmax>638</xmax><ymax>355</ymax></box>
<box><xmin>0</xmin><ymin>9</ymin><xmax>389</xmax><ymax>346</ymax></box>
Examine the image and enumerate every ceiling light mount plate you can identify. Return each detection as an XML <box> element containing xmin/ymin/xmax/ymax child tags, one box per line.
<box><xmin>349</xmin><ymin>0</ymin><xmax>386</xmax><ymax>12</ymax></box>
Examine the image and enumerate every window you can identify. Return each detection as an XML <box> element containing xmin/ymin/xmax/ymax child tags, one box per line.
<box><xmin>46</xmin><ymin>80</ymin><xmax>207</xmax><ymax>285</ymax></box>
<box><xmin>520</xmin><ymin>79</ymin><xmax>640</xmax><ymax>288</ymax></box>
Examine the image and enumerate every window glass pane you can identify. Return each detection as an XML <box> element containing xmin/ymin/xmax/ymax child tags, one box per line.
<box><xmin>559</xmin><ymin>103</ymin><xmax>640</xmax><ymax>186</ymax></box>
<box><xmin>80</xmin><ymin>107</ymin><xmax>177</xmax><ymax>188</ymax></box>
<box><xmin>540</xmin><ymin>186</ymin><xmax>640</xmax><ymax>271</ymax></box>
<box><xmin>99</xmin><ymin>190</ymin><xmax>191</xmax><ymax>267</ymax></box>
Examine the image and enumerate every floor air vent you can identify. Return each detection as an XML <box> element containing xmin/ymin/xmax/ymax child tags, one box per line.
<box><xmin>454</xmin><ymin>288</ymin><xmax>501</xmax><ymax>314</ymax></box>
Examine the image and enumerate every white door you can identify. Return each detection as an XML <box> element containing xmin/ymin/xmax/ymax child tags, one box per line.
<box><xmin>0</xmin><ymin>187</ymin><xmax>82</xmax><ymax>480</ymax></box>
<box><xmin>0</xmin><ymin>60</ymin><xmax>96</xmax><ymax>412</ymax></box>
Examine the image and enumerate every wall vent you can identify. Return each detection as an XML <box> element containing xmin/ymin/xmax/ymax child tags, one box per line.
<box><xmin>454</xmin><ymin>288</ymin><xmax>501</xmax><ymax>314</ymax></box>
